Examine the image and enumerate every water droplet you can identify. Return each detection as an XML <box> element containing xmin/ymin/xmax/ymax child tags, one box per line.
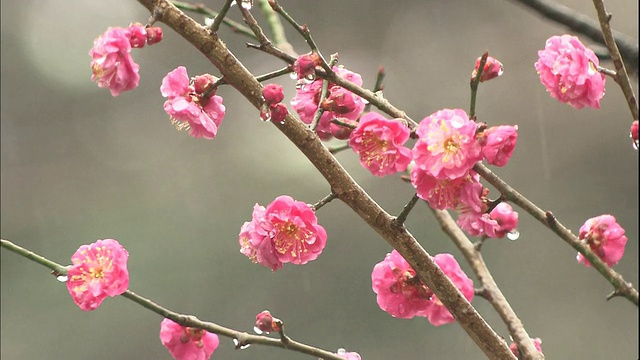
<box><xmin>507</xmin><ymin>230</ymin><xmax>520</xmax><ymax>241</ymax></box>
<box><xmin>289</xmin><ymin>72</ymin><xmax>298</xmax><ymax>80</ymax></box>
<box><xmin>240</xmin><ymin>0</ymin><xmax>253</xmax><ymax>10</ymax></box>
<box><xmin>304</xmin><ymin>73</ymin><xmax>316</xmax><ymax>83</ymax></box>
<box><xmin>253</xmin><ymin>326</ymin><xmax>266</xmax><ymax>335</ymax></box>
<box><xmin>239</xmin><ymin>344</ymin><xmax>250</xmax><ymax>350</ymax></box>
<box><xmin>295</xmin><ymin>82</ymin><xmax>306</xmax><ymax>90</ymax></box>
<box><xmin>56</xmin><ymin>275</ymin><xmax>68</xmax><ymax>282</ymax></box>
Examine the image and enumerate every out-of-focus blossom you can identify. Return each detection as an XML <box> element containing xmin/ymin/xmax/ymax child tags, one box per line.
<box><xmin>509</xmin><ymin>337</ymin><xmax>543</xmax><ymax>358</ymax></box>
<box><xmin>90</xmin><ymin>27</ymin><xmax>140</xmax><ymax>96</ymax></box>
<box><xmin>630</xmin><ymin>120</ymin><xmax>638</xmax><ymax>149</ymax></box>
<box><xmin>66</xmin><ymin>239</ymin><xmax>129</xmax><ymax>311</ymax></box>
<box><xmin>336</xmin><ymin>348</ymin><xmax>362</xmax><ymax>360</ymax></box>
<box><xmin>160</xmin><ymin>319</ymin><xmax>219</xmax><ymax>360</ymax></box>
<box><xmin>423</xmin><ymin>253</ymin><xmax>474</xmax><ymax>326</ymax></box>
<box><xmin>349</xmin><ymin>113</ymin><xmax>411</xmax><ymax>177</ymax></box>
<box><xmin>535</xmin><ymin>35</ymin><xmax>606</xmax><ymax>109</ymax></box>
<box><xmin>577</xmin><ymin>214</ymin><xmax>627</xmax><ymax>267</ymax></box>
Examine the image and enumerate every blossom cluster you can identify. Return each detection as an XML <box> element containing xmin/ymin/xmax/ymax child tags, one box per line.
<box><xmin>90</xmin><ymin>23</ymin><xmax>163</xmax><ymax>96</ymax></box>
<box><xmin>161</xmin><ymin>66</ymin><xmax>226</xmax><ymax>139</ymax></box>
<box><xmin>371</xmin><ymin>250</ymin><xmax>474</xmax><ymax>326</ymax></box>
<box><xmin>239</xmin><ymin>195</ymin><xmax>327</xmax><ymax>271</ymax></box>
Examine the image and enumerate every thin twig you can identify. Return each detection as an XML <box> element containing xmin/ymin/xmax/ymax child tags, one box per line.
<box><xmin>209</xmin><ymin>0</ymin><xmax>234</xmax><ymax>33</ymax></box>
<box><xmin>395</xmin><ymin>193</ymin><xmax>420</xmax><ymax>225</ymax></box>
<box><xmin>0</xmin><ymin>239</ymin><xmax>349</xmax><ymax>360</ymax></box>
<box><xmin>171</xmin><ymin>1</ymin><xmax>256</xmax><ymax>39</ymax></box>
<box><xmin>257</xmin><ymin>0</ymin><xmax>296</xmax><ymax>56</ymax></box>
<box><xmin>470</xmin><ymin>51</ymin><xmax>488</xmax><ymax>120</ymax></box>
<box><xmin>364</xmin><ymin>66</ymin><xmax>386</xmax><ymax>113</ymax></box>
<box><xmin>310</xmin><ymin>192</ymin><xmax>337</xmax><ymax>211</ymax></box>
<box><xmin>430</xmin><ymin>210</ymin><xmax>544</xmax><ymax>360</ymax></box>
<box><xmin>473</xmin><ymin>163</ymin><xmax>639</xmax><ymax>306</ymax></box>
<box><xmin>591</xmin><ymin>0</ymin><xmax>639</xmax><ymax>121</ymax></box>
<box><xmin>255</xmin><ymin>66</ymin><xmax>293</xmax><ymax>82</ymax></box>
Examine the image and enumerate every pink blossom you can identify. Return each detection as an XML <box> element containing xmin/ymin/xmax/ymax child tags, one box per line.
<box><xmin>577</xmin><ymin>215</ymin><xmax>627</xmax><ymax>267</ymax></box>
<box><xmin>411</xmin><ymin>168</ymin><xmax>481</xmax><ymax>210</ymax></box>
<box><xmin>239</xmin><ymin>196</ymin><xmax>327</xmax><ymax>270</ymax></box>
<box><xmin>239</xmin><ymin>204</ymin><xmax>282</xmax><ymax>271</ymax></box>
<box><xmin>291</xmin><ymin>66</ymin><xmax>366</xmax><ymax>139</ymax></box>
<box><xmin>269</xmin><ymin>103</ymin><xmax>289</xmax><ymax>124</ymax></box>
<box><xmin>336</xmin><ymin>348</ymin><xmax>362</xmax><ymax>360</ymax></box>
<box><xmin>293</xmin><ymin>52</ymin><xmax>320</xmax><ymax>82</ymax></box>
<box><xmin>412</xmin><ymin>109</ymin><xmax>483</xmax><ymax>180</ymax></box>
<box><xmin>481</xmin><ymin>125</ymin><xmax>518</xmax><ymax>167</ymax></box>
<box><xmin>66</xmin><ymin>239</ymin><xmax>129</xmax><ymax>311</ymax></box>
<box><xmin>631</xmin><ymin>120</ymin><xmax>638</xmax><ymax>149</ymax></box>
<box><xmin>90</xmin><ymin>27</ymin><xmax>140</xmax><ymax>96</ymax></box>
<box><xmin>266</xmin><ymin>195</ymin><xmax>327</xmax><ymax>265</ymax></box>
<box><xmin>509</xmin><ymin>338</ymin><xmax>543</xmax><ymax>358</ymax></box>
<box><xmin>349</xmin><ymin>113</ymin><xmax>412</xmax><ymax>177</ymax></box>
<box><xmin>457</xmin><ymin>211</ymin><xmax>499</xmax><ymax>238</ymax></box>
<box><xmin>371</xmin><ymin>250</ymin><xmax>433</xmax><ymax>319</ymax></box>
<box><xmin>423</xmin><ymin>253</ymin><xmax>474</xmax><ymax>326</ymax></box>
<box><xmin>535</xmin><ymin>35</ymin><xmax>606</xmax><ymax>109</ymax></box>
<box><xmin>471</xmin><ymin>56</ymin><xmax>504</xmax><ymax>82</ymax></box>
<box><xmin>160</xmin><ymin>66</ymin><xmax>226</xmax><ymax>140</ymax></box>
<box><xmin>490</xmin><ymin>202</ymin><xmax>519</xmax><ymax>238</ymax></box>
<box><xmin>254</xmin><ymin>310</ymin><xmax>282</xmax><ymax>334</ymax></box>
<box><xmin>146</xmin><ymin>26</ymin><xmax>164</xmax><ymax>45</ymax></box>
<box><xmin>160</xmin><ymin>319</ymin><xmax>219</xmax><ymax>360</ymax></box>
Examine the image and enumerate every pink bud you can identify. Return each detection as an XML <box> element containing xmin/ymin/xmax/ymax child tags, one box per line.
<box><xmin>630</xmin><ymin>120</ymin><xmax>638</xmax><ymax>149</ymax></box>
<box><xmin>146</xmin><ymin>26</ymin><xmax>163</xmax><ymax>45</ymax></box>
<box><xmin>193</xmin><ymin>74</ymin><xmax>217</xmax><ymax>95</ymax></box>
<box><xmin>255</xmin><ymin>310</ymin><xmax>282</xmax><ymax>334</ymax></box>
<box><xmin>262</xmin><ymin>83</ymin><xmax>285</xmax><ymax>105</ymax></box>
<box><xmin>270</xmin><ymin>103</ymin><xmax>289</xmax><ymax>124</ymax></box>
<box><xmin>128</xmin><ymin>23</ymin><xmax>147</xmax><ymax>48</ymax></box>
<box><xmin>472</xmin><ymin>56</ymin><xmax>504</xmax><ymax>82</ymax></box>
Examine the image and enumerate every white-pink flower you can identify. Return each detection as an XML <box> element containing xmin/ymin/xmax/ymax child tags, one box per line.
<box><xmin>160</xmin><ymin>67</ymin><xmax>226</xmax><ymax>139</ymax></box>
<box><xmin>412</xmin><ymin>109</ymin><xmax>483</xmax><ymax>180</ymax></box>
<box><xmin>66</xmin><ymin>239</ymin><xmax>129</xmax><ymax>311</ymax></box>
<box><xmin>160</xmin><ymin>319</ymin><xmax>219</xmax><ymax>360</ymax></box>
<box><xmin>577</xmin><ymin>214</ymin><xmax>627</xmax><ymax>267</ymax></box>
<box><xmin>535</xmin><ymin>35</ymin><xmax>606</xmax><ymax>109</ymax></box>
<box><xmin>90</xmin><ymin>27</ymin><xmax>140</xmax><ymax>96</ymax></box>
<box><xmin>349</xmin><ymin>113</ymin><xmax>411</xmax><ymax>177</ymax></box>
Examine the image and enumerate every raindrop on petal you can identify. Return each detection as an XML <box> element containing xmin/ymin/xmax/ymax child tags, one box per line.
<box><xmin>289</xmin><ymin>72</ymin><xmax>298</xmax><ymax>80</ymax></box>
<box><xmin>56</xmin><ymin>275</ymin><xmax>68</xmax><ymax>282</ymax></box>
<box><xmin>253</xmin><ymin>326</ymin><xmax>266</xmax><ymax>335</ymax></box>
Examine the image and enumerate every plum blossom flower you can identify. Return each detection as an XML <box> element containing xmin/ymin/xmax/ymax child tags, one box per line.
<box><xmin>577</xmin><ymin>215</ymin><xmax>627</xmax><ymax>267</ymax></box>
<box><xmin>161</xmin><ymin>66</ymin><xmax>226</xmax><ymax>139</ymax></box>
<box><xmin>371</xmin><ymin>250</ymin><xmax>473</xmax><ymax>325</ymax></box>
<box><xmin>90</xmin><ymin>27</ymin><xmax>140</xmax><ymax>96</ymax></box>
<box><xmin>471</xmin><ymin>55</ymin><xmax>504</xmax><ymax>82</ymax></box>
<box><xmin>423</xmin><ymin>253</ymin><xmax>475</xmax><ymax>326</ymax></box>
<box><xmin>291</xmin><ymin>66</ymin><xmax>366</xmax><ymax>139</ymax></box>
<box><xmin>293</xmin><ymin>52</ymin><xmax>320</xmax><ymax>82</ymax></box>
<box><xmin>160</xmin><ymin>319</ymin><xmax>219</xmax><ymax>360</ymax></box>
<box><xmin>349</xmin><ymin>113</ymin><xmax>412</xmax><ymax>177</ymax></box>
<box><xmin>371</xmin><ymin>250</ymin><xmax>433</xmax><ymax>319</ymax></box>
<box><xmin>509</xmin><ymin>337</ymin><xmax>543</xmax><ymax>358</ymax></box>
<box><xmin>254</xmin><ymin>310</ymin><xmax>282</xmax><ymax>334</ymax></box>
<box><xmin>411</xmin><ymin>167</ymin><xmax>481</xmax><ymax>210</ymax></box>
<box><xmin>412</xmin><ymin>109</ymin><xmax>483</xmax><ymax>180</ymax></box>
<box><xmin>239</xmin><ymin>195</ymin><xmax>327</xmax><ymax>270</ymax></box>
<box><xmin>260</xmin><ymin>84</ymin><xmax>289</xmax><ymax>123</ymax></box>
<box><xmin>535</xmin><ymin>35</ymin><xmax>606</xmax><ymax>109</ymax></box>
<box><xmin>489</xmin><ymin>202</ymin><xmax>519</xmax><ymax>238</ymax></box>
<box><xmin>336</xmin><ymin>348</ymin><xmax>362</xmax><ymax>360</ymax></box>
<box><xmin>481</xmin><ymin>125</ymin><xmax>518</xmax><ymax>167</ymax></box>
<box><xmin>66</xmin><ymin>239</ymin><xmax>129</xmax><ymax>311</ymax></box>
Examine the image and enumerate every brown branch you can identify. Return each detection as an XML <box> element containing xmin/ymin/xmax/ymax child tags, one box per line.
<box><xmin>134</xmin><ymin>0</ymin><xmax>516</xmax><ymax>358</ymax></box>
<box><xmin>473</xmin><ymin>163</ymin><xmax>639</xmax><ymax>306</ymax></box>
<box><xmin>430</xmin><ymin>210</ymin><xmax>544</xmax><ymax>360</ymax></box>
<box><xmin>591</xmin><ymin>0</ymin><xmax>639</xmax><ymax>121</ymax></box>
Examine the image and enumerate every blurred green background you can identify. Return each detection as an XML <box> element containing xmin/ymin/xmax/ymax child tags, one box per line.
<box><xmin>1</xmin><ymin>0</ymin><xmax>637</xmax><ymax>359</ymax></box>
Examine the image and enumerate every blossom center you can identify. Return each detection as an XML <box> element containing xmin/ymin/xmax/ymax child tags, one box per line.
<box><xmin>273</xmin><ymin>220</ymin><xmax>311</xmax><ymax>258</ymax></box>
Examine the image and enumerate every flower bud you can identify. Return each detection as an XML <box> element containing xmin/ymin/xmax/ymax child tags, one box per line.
<box><xmin>146</xmin><ymin>26</ymin><xmax>163</xmax><ymax>45</ymax></box>
<box><xmin>128</xmin><ymin>23</ymin><xmax>147</xmax><ymax>48</ymax></box>
<box><xmin>471</xmin><ymin>56</ymin><xmax>503</xmax><ymax>82</ymax></box>
<box><xmin>193</xmin><ymin>74</ymin><xmax>217</xmax><ymax>95</ymax></box>
<box><xmin>293</xmin><ymin>53</ymin><xmax>320</xmax><ymax>81</ymax></box>
<box><xmin>270</xmin><ymin>103</ymin><xmax>289</xmax><ymax>124</ymax></box>
<box><xmin>262</xmin><ymin>83</ymin><xmax>285</xmax><ymax>105</ymax></box>
<box><xmin>254</xmin><ymin>310</ymin><xmax>282</xmax><ymax>334</ymax></box>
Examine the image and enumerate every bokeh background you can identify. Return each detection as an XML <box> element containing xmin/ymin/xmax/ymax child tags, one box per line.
<box><xmin>1</xmin><ymin>1</ymin><xmax>637</xmax><ymax>359</ymax></box>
